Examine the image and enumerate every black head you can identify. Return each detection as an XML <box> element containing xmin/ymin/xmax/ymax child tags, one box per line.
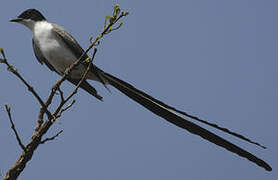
<box><xmin>11</xmin><ymin>9</ymin><xmax>46</xmax><ymax>22</ymax></box>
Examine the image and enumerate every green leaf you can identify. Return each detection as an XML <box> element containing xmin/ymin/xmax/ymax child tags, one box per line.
<box><xmin>0</xmin><ymin>48</ymin><xmax>5</xmax><ymax>58</ymax></box>
<box><xmin>104</xmin><ymin>14</ymin><xmax>111</xmax><ymax>28</ymax></box>
<box><xmin>105</xmin><ymin>14</ymin><xmax>111</xmax><ymax>21</ymax></box>
<box><xmin>113</xmin><ymin>4</ymin><xmax>120</xmax><ymax>16</ymax></box>
<box><xmin>110</xmin><ymin>16</ymin><xmax>115</xmax><ymax>24</ymax></box>
<box><xmin>89</xmin><ymin>36</ymin><xmax>93</xmax><ymax>43</ymax></box>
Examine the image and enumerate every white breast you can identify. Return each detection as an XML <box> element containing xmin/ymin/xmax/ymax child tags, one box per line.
<box><xmin>33</xmin><ymin>21</ymin><xmax>77</xmax><ymax>75</ymax></box>
<box><xmin>32</xmin><ymin>21</ymin><xmax>98</xmax><ymax>80</ymax></box>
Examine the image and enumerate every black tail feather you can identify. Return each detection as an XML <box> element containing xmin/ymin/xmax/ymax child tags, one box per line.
<box><xmin>163</xmin><ymin>106</ymin><xmax>267</xmax><ymax>149</ymax></box>
<box><xmin>102</xmin><ymin>72</ymin><xmax>272</xmax><ymax>171</ymax></box>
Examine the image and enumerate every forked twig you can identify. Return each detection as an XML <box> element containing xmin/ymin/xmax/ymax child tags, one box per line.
<box><xmin>40</xmin><ymin>130</ymin><xmax>63</xmax><ymax>144</ymax></box>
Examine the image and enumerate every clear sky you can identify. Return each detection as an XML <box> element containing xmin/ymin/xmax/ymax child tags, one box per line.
<box><xmin>0</xmin><ymin>0</ymin><xmax>277</xmax><ymax>179</ymax></box>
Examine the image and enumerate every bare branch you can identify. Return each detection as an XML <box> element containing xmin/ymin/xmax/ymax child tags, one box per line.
<box><xmin>57</xmin><ymin>87</ymin><xmax>65</xmax><ymax>102</ymax></box>
<box><xmin>56</xmin><ymin>100</ymin><xmax>76</xmax><ymax>119</ymax></box>
<box><xmin>34</xmin><ymin>107</ymin><xmax>45</xmax><ymax>132</ymax></box>
<box><xmin>40</xmin><ymin>130</ymin><xmax>63</xmax><ymax>144</ymax></box>
<box><xmin>4</xmin><ymin>105</ymin><xmax>26</xmax><ymax>151</ymax></box>
<box><xmin>0</xmin><ymin>51</ymin><xmax>53</xmax><ymax>120</ymax></box>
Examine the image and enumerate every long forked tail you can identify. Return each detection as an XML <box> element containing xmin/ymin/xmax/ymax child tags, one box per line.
<box><xmin>101</xmin><ymin>71</ymin><xmax>272</xmax><ymax>171</ymax></box>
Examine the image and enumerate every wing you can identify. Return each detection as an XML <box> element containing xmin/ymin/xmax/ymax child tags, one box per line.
<box><xmin>52</xmin><ymin>24</ymin><xmax>107</xmax><ymax>87</ymax></box>
<box><xmin>32</xmin><ymin>38</ymin><xmax>57</xmax><ymax>72</ymax></box>
<box><xmin>52</xmin><ymin>23</ymin><xmax>88</xmax><ymax>61</ymax></box>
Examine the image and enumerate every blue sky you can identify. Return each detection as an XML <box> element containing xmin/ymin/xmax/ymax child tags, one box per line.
<box><xmin>0</xmin><ymin>0</ymin><xmax>277</xmax><ymax>179</ymax></box>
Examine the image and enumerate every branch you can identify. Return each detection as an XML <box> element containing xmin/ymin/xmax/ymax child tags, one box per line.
<box><xmin>1</xmin><ymin>5</ymin><xmax>128</xmax><ymax>180</ymax></box>
<box><xmin>4</xmin><ymin>105</ymin><xmax>26</xmax><ymax>151</ymax></box>
<box><xmin>40</xmin><ymin>130</ymin><xmax>63</xmax><ymax>144</ymax></box>
<box><xmin>57</xmin><ymin>87</ymin><xmax>65</xmax><ymax>102</ymax></box>
<box><xmin>56</xmin><ymin>100</ymin><xmax>76</xmax><ymax>119</ymax></box>
<box><xmin>34</xmin><ymin>107</ymin><xmax>45</xmax><ymax>132</ymax></box>
<box><xmin>0</xmin><ymin>51</ymin><xmax>53</xmax><ymax>120</ymax></box>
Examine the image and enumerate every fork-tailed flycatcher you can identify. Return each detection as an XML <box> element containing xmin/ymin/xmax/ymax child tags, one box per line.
<box><xmin>10</xmin><ymin>9</ymin><xmax>271</xmax><ymax>171</ymax></box>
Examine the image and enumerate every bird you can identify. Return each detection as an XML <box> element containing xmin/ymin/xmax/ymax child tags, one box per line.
<box><xmin>10</xmin><ymin>9</ymin><xmax>271</xmax><ymax>171</ymax></box>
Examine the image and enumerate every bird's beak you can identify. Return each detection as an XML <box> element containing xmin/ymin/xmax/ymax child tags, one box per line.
<box><xmin>9</xmin><ymin>18</ymin><xmax>23</xmax><ymax>22</ymax></box>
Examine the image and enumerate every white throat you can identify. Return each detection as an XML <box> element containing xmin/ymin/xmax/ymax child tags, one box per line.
<box><xmin>33</xmin><ymin>21</ymin><xmax>53</xmax><ymax>35</ymax></box>
<box><xmin>18</xmin><ymin>19</ymin><xmax>37</xmax><ymax>32</ymax></box>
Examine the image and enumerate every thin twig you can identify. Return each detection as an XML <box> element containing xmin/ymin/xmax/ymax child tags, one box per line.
<box><xmin>56</xmin><ymin>100</ymin><xmax>76</xmax><ymax>119</ymax></box>
<box><xmin>40</xmin><ymin>130</ymin><xmax>63</xmax><ymax>144</ymax></box>
<box><xmin>4</xmin><ymin>105</ymin><xmax>26</xmax><ymax>151</ymax></box>
<box><xmin>1</xmin><ymin>56</ymin><xmax>53</xmax><ymax>120</ymax></box>
<box><xmin>57</xmin><ymin>87</ymin><xmax>65</xmax><ymax>102</ymax></box>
